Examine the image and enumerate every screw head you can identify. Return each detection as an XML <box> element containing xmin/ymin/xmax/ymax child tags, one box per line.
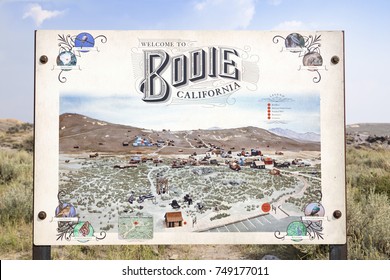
<box><xmin>39</xmin><ymin>55</ymin><xmax>48</xmax><ymax>64</ymax></box>
<box><xmin>38</xmin><ymin>211</ymin><xmax>47</xmax><ymax>220</ymax></box>
<box><xmin>331</xmin><ymin>56</ymin><xmax>340</xmax><ymax>65</ymax></box>
<box><xmin>333</xmin><ymin>210</ymin><xmax>342</xmax><ymax>219</ymax></box>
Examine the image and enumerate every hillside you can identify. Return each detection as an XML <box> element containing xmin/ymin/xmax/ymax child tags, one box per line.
<box><xmin>59</xmin><ymin>113</ymin><xmax>320</xmax><ymax>154</ymax></box>
<box><xmin>59</xmin><ymin>113</ymin><xmax>144</xmax><ymax>153</ymax></box>
<box><xmin>0</xmin><ymin>118</ymin><xmax>23</xmax><ymax>132</ymax></box>
<box><xmin>0</xmin><ymin>119</ymin><xmax>33</xmax><ymax>151</ymax></box>
<box><xmin>346</xmin><ymin>123</ymin><xmax>390</xmax><ymax>149</ymax></box>
<box><xmin>1</xmin><ymin>118</ymin><xmax>390</xmax><ymax>260</ymax></box>
<box><xmin>347</xmin><ymin>123</ymin><xmax>390</xmax><ymax>136</ymax></box>
<box><xmin>269</xmin><ymin>127</ymin><xmax>320</xmax><ymax>142</ymax></box>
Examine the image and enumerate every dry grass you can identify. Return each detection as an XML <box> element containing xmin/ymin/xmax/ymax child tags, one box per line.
<box><xmin>0</xmin><ymin>145</ymin><xmax>389</xmax><ymax>259</ymax></box>
<box><xmin>0</xmin><ymin>220</ymin><xmax>32</xmax><ymax>260</ymax></box>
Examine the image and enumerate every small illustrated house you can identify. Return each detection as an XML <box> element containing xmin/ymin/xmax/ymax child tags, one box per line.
<box><xmin>129</xmin><ymin>156</ymin><xmax>141</xmax><ymax>164</ymax></box>
<box><xmin>252</xmin><ymin>160</ymin><xmax>266</xmax><ymax>169</ymax></box>
<box><xmin>165</xmin><ymin>212</ymin><xmax>183</xmax><ymax>228</ymax></box>
<box><xmin>251</xmin><ymin>149</ymin><xmax>262</xmax><ymax>156</ymax></box>
<box><xmin>269</xmin><ymin>168</ymin><xmax>281</xmax><ymax>176</ymax></box>
<box><xmin>264</xmin><ymin>157</ymin><xmax>274</xmax><ymax>165</ymax></box>
<box><xmin>132</xmin><ymin>136</ymin><xmax>152</xmax><ymax>147</ymax></box>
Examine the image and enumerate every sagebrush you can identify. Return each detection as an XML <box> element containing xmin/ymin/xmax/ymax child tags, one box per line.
<box><xmin>0</xmin><ymin>146</ymin><xmax>389</xmax><ymax>259</ymax></box>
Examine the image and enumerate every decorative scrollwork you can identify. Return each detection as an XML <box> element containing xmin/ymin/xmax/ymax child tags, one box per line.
<box><xmin>304</xmin><ymin>220</ymin><xmax>324</xmax><ymax>240</ymax></box>
<box><xmin>57</xmin><ymin>190</ymin><xmax>67</xmax><ymax>204</ymax></box>
<box><xmin>274</xmin><ymin>218</ymin><xmax>325</xmax><ymax>242</ymax></box>
<box><xmin>55</xmin><ymin>190</ymin><xmax>107</xmax><ymax>242</ymax></box>
<box><xmin>56</xmin><ymin>221</ymin><xmax>76</xmax><ymax>241</ymax></box>
<box><xmin>272</xmin><ymin>35</ymin><xmax>286</xmax><ymax>44</ymax></box>
<box><xmin>313</xmin><ymin>70</ymin><xmax>321</xmax><ymax>83</ymax></box>
<box><xmin>58</xmin><ymin>70</ymin><xmax>67</xmax><ymax>83</ymax></box>
<box><xmin>95</xmin><ymin>35</ymin><xmax>107</xmax><ymax>44</ymax></box>
<box><xmin>304</xmin><ymin>34</ymin><xmax>321</xmax><ymax>54</ymax></box>
<box><xmin>274</xmin><ymin>230</ymin><xmax>287</xmax><ymax>240</ymax></box>
<box><xmin>58</xmin><ymin>34</ymin><xmax>74</xmax><ymax>53</ymax></box>
<box><xmin>273</xmin><ymin>32</ymin><xmax>325</xmax><ymax>83</ymax></box>
<box><xmin>95</xmin><ymin>231</ymin><xmax>107</xmax><ymax>241</ymax></box>
<box><xmin>275</xmin><ymin>200</ymin><xmax>325</xmax><ymax>242</ymax></box>
<box><xmin>54</xmin><ymin>32</ymin><xmax>107</xmax><ymax>83</ymax></box>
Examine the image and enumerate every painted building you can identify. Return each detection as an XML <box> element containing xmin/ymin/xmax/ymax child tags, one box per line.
<box><xmin>132</xmin><ymin>136</ymin><xmax>152</xmax><ymax>147</ymax></box>
<box><xmin>165</xmin><ymin>212</ymin><xmax>183</xmax><ymax>228</ymax></box>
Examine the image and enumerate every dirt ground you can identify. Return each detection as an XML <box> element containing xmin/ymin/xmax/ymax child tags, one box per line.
<box><xmin>162</xmin><ymin>245</ymin><xmax>247</xmax><ymax>260</ymax></box>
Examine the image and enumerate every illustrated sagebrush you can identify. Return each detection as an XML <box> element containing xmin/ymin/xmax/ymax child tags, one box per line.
<box><xmin>1</xmin><ymin>146</ymin><xmax>390</xmax><ymax>259</ymax></box>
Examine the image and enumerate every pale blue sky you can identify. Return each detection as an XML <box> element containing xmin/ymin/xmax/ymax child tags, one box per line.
<box><xmin>1</xmin><ymin>0</ymin><xmax>389</xmax><ymax>124</ymax></box>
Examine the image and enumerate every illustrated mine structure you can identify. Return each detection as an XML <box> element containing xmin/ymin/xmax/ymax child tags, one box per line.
<box><xmin>156</xmin><ymin>177</ymin><xmax>169</xmax><ymax>195</ymax></box>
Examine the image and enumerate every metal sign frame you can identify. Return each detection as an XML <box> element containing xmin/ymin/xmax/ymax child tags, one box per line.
<box><xmin>34</xmin><ymin>30</ymin><xmax>346</xmax><ymax>246</ymax></box>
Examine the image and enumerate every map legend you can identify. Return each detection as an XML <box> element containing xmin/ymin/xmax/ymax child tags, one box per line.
<box><xmin>263</xmin><ymin>94</ymin><xmax>295</xmax><ymax>123</ymax></box>
<box><xmin>267</xmin><ymin>103</ymin><xmax>271</xmax><ymax>119</ymax></box>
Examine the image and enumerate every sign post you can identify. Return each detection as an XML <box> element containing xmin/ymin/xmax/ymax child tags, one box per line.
<box><xmin>330</xmin><ymin>244</ymin><xmax>348</xmax><ymax>260</ymax></box>
<box><xmin>34</xmin><ymin>30</ymin><xmax>346</xmax><ymax>250</ymax></box>
<box><xmin>32</xmin><ymin>245</ymin><xmax>51</xmax><ymax>260</ymax></box>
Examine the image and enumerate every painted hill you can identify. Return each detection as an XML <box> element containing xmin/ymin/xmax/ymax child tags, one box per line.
<box><xmin>268</xmin><ymin>128</ymin><xmax>320</xmax><ymax>142</ymax></box>
<box><xmin>59</xmin><ymin>113</ymin><xmax>320</xmax><ymax>154</ymax></box>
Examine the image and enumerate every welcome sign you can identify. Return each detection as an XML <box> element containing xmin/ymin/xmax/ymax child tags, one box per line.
<box><xmin>34</xmin><ymin>31</ymin><xmax>345</xmax><ymax>245</ymax></box>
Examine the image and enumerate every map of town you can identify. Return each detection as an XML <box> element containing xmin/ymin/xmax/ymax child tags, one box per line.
<box><xmin>59</xmin><ymin>114</ymin><xmax>322</xmax><ymax>236</ymax></box>
<box><xmin>118</xmin><ymin>215</ymin><xmax>153</xmax><ymax>240</ymax></box>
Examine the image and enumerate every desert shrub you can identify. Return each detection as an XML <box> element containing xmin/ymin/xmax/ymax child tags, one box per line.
<box><xmin>52</xmin><ymin>245</ymin><xmax>162</xmax><ymax>260</ymax></box>
<box><xmin>6</xmin><ymin>126</ymin><xmax>19</xmax><ymax>134</ymax></box>
<box><xmin>22</xmin><ymin>136</ymin><xmax>34</xmax><ymax>152</ymax></box>
<box><xmin>0</xmin><ymin>183</ymin><xmax>33</xmax><ymax>224</ymax></box>
<box><xmin>0</xmin><ymin>220</ymin><xmax>32</xmax><ymax>258</ymax></box>
<box><xmin>20</xmin><ymin>123</ymin><xmax>33</xmax><ymax>131</ymax></box>
<box><xmin>354</xmin><ymin>175</ymin><xmax>390</xmax><ymax>197</ymax></box>
<box><xmin>6</xmin><ymin>123</ymin><xmax>33</xmax><ymax>135</ymax></box>
<box><xmin>346</xmin><ymin>147</ymin><xmax>390</xmax><ymax>197</ymax></box>
<box><xmin>2</xmin><ymin>143</ymin><xmax>390</xmax><ymax>260</ymax></box>
<box><xmin>0</xmin><ymin>150</ymin><xmax>33</xmax><ymax>224</ymax></box>
<box><xmin>0</xmin><ymin>162</ymin><xmax>17</xmax><ymax>184</ymax></box>
<box><xmin>346</xmin><ymin>146</ymin><xmax>390</xmax><ymax>259</ymax></box>
<box><xmin>347</xmin><ymin>185</ymin><xmax>390</xmax><ymax>259</ymax></box>
<box><xmin>0</xmin><ymin>150</ymin><xmax>32</xmax><ymax>186</ymax></box>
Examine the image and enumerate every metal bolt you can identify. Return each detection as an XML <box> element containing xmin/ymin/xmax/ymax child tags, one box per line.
<box><xmin>331</xmin><ymin>56</ymin><xmax>339</xmax><ymax>65</ymax></box>
<box><xmin>38</xmin><ymin>211</ymin><xmax>47</xmax><ymax>220</ymax></box>
<box><xmin>333</xmin><ymin>210</ymin><xmax>342</xmax><ymax>219</ymax></box>
<box><xmin>39</xmin><ymin>55</ymin><xmax>48</xmax><ymax>64</ymax></box>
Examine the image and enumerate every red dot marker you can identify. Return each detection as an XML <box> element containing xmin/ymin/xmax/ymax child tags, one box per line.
<box><xmin>261</xmin><ymin>203</ymin><xmax>271</xmax><ymax>213</ymax></box>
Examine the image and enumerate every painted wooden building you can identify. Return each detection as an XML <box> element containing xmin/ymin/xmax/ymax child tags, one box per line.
<box><xmin>164</xmin><ymin>212</ymin><xmax>183</xmax><ymax>228</ymax></box>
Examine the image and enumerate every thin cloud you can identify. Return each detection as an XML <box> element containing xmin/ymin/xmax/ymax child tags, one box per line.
<box><xmin>192</xmin><ymin>0</ymin><xmax>255</xmax><ymax>29</ymax></box>
<box><xmin>22</xmin><ymin>3</ymin><xmax>65</xmax><ymax>27</ymax></box>
<box><xmin>268</xmin><ymin>0</ymin><xmax>282</xmax><ymax>5</ymax></box>
<box><xmin>273</xmin><ymin>20</ymin><xmax>304</xmax><ymax>30</ymax></box>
